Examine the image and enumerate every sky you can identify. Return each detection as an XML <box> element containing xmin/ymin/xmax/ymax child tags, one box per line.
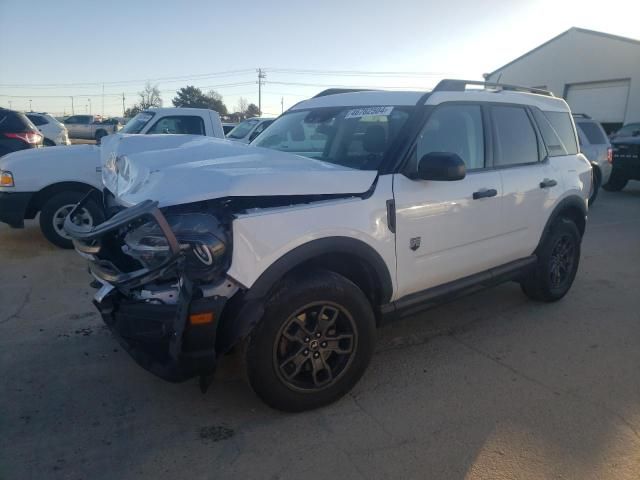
<box><xmin>0</xmin><ymin>0</ymin><xmax>638</xmax><ymax>118</ymax></box>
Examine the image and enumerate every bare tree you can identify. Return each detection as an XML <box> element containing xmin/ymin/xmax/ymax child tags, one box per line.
<box><xmin>138</xmin><ymin>82</ymin><xmax>162</xmax><ymax>109</ymax></box>
<box><xmin>236</xmin><ymin>97</ymin><xmax>248</xmax><ymax>115</ymax></box>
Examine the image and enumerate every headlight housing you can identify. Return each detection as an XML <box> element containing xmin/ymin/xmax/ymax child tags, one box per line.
<box><xmin>122</xmin><ymin>213</ymin><xmax>229</xmax><ymax>281</ymax></box>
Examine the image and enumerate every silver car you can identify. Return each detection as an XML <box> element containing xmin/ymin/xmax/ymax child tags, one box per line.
<box><xmin>573</xmin><ymin>114</ymin><xmax>612</xmax><ymax>206</ymax></box>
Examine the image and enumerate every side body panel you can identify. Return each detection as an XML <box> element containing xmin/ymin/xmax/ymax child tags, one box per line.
<box><xmin>227</xmin><ymin>175</ymin><xmax>397</xmax><ymax>297</ymax></box>
<box><xmin>392</xmin><ymin>171</ymin><xmax>505</xmax><ymax>298</ymax></box>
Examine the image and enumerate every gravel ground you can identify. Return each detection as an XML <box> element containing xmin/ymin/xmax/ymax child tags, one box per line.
<box><xmin>1</xmin><ymin>184</ymin><xmax>639</xmax><ymax>480</ymax></box>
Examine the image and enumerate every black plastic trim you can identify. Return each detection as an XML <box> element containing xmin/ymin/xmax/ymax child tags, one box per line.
<box><xmin>243</xmin><ymin>236</ymin><xmax>394</xmax><ymax>304</ymax></box>
<box><xmin>537</xmin><ymin>196</ymin><xmax>587</xmax><ymax>244</ymax></box>
<box><xmin>380</xmin><ymin>256</ymin><xmax>537</xmax><ymax>322</ymax></box>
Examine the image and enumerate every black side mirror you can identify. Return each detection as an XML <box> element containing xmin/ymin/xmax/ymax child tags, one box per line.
<box><xmin>416</xmin><ymin>152</ymin><xmax>466</xmax><ymax>181</ymax></box>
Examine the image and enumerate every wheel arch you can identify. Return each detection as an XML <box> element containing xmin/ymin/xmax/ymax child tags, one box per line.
<box><xmin>216</xmin><ymin>237</ymin><xmax>394</xmax><ymax>354</ymax></box>
<box><xmin>25</xmin><ymin>181</ymin><xmax>99</xmax><ymax>219</ymax></box>
<box><xmin>536</xmin><ymin>195</ymin><xmax>587</xmax><ymax>251</ymax></box>
<box><xmin>244</xmin><ymin>236</ymin><xmax>394</xmax><ymax>305</ymax></box>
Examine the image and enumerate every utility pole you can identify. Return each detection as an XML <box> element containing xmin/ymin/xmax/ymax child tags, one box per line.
<box><xmin>281</xmin><ymin>96</ymin><xmax>284</xmax><ymax>114</ymax></box>
<box><xmin>70</xmin><ymin>96</ymin><xmax>74</xmax><ymax>115</ymax></box>
<box><xmin>257</xmin><ymin>68</ymin><xmax>266</xmax><ymax>115</ymax></box>
<box><xmin>29</xmin><ymin>99</ymin><xmax>32</xmax><ymax>111</ymax></box>
<box><xmin>102</xmin><ymin>83</ymin><xmax>105</xmax><ymax>119</ymax></box>
<box><xmin>8</xmin><ymin>100</ymin><xmax>12</xmax><ymax>109</ymax></box>
<box><xmin>88</xmin><ymin>98</ymin><xmax>91</xmax><ymax>115</ymax></box>
<box><xmin>122</xmin><ymin>93</ymin><xmax>125</xmax><ymax>117</ymax></box>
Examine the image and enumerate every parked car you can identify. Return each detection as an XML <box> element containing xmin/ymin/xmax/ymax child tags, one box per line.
<box><xmin>65</xmin><ymin>80</ymin><xmax>591</xmax><ymax>412</ymax></box>
<box><xmin>26</xmin><ymin>112</ymin><xmax>71</xmax><ymax>146</ymax></box>
<box><xmin>0</xmin><ymin>108</ymin><xmax>43</xmax><ymax>157</ymax></box>
<box><xmin>226</xmin><ymin>117</ymin><xmax>274</xmax><ymax>143</ymax></box>
<box><xmin>604</xmin><ymin>122</ymin><xmax>640</xmax><ymax>192</ymax></box>
<box><xmin>63</xmin><ymin>115</ymin><xmax>119</xmax><ymax>141</ymax></box>
<box><xmin>572</xmin><ymin>114</ymin><xmax>612</xmax><ymax>205</ymax></box>
<box><xmin>0</xmin><ymin>108</ymin><xmax>224</xmax><ymax>248</ymax></box>
<box><xmin>222</xmin><ymin>123</ymin><xmax>237</xmax><ymax>135</ymax></box>
<box><xmin>609</xmin><ymin>122</ymin><xmax>640</xmax><ymax>141</ymax></box>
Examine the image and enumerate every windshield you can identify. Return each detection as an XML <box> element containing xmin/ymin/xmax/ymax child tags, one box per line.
<box><xmin>252</xmin><ymin>106</ymin><xmax>412</xmax><ymax>170</ymax></box>
<box><xmin>226</xmin><ymin>118</ymin><xmax>259</xmax><ymax>139</ymax></box>
<box><xmin>121</xmin><ymin>112</ymin><xmax>155</xmax><ymax>134</ymax></box>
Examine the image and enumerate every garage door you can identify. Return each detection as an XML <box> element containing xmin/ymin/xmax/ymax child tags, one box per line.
<box><xmin>565</xmin><ymin>80</ymin><xmax>629</xmax><ymax>123</ymax></box>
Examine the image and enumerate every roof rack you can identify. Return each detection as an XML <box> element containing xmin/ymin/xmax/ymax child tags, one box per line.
<box><xmin>433</xmin><ymin>79</ymin><xmax>555</xmax><ymax>97</ymax></box>
<box><xmin>571</xmin><ymin>113</ymin><xmax>591</xmax><ymax>118</ymax></box>
<box><xmin>313</xmin><ymin>88</ymin><xmax>376</xmax><ymax>98</ymax></box>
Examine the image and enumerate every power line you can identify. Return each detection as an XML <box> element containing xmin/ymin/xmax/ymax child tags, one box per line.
<box><xmin>266</xmin><ymin>68</ymin><xmax>458</xmax><ymax>77</ymax></box>
<box><xmin>267</xmin><ymin>80</ymin><xmax>435</xmax><ymax>90</ymax></box>
<box><xmin>0</xmin><ymin>69</ymin><xmax>256</xmax><ymax>88</ymax></box>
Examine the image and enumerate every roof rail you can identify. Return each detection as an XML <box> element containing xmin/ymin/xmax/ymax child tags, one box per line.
<box><xmin>571</xmin><ymin>113</ymin><xmax>591</xmax><ymax>118</ymax></box>
<box><xmin>313</xmin><ymin>88</ymin><xmax>376</xmax><ymax>98</ymax></box>
<box><xmin>433</xmin><ymin>79</ymin><xmax>555</xmax><ymax>97</ymax></box>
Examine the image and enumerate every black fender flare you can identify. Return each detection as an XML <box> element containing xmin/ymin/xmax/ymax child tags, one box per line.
<box><xmin>244</xmin><ymin>236</ymin><xmax>394</xmax><ymax>303</ymax></box>
<box><xmin>536</xmin><ymin>195</ymin><xmax>587</xmax><ymax>252</ymax></box>
<box><xmin>215</xmin><ymin>237</ymin><xmax>394</xmax><ymax>354</ymax></box>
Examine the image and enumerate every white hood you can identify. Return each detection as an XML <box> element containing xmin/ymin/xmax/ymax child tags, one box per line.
<box><xmin>0</xmin><ymin>144</ymin><xmax>102</xmax><ymax>191</ymax></box>
<box><xmin>101</xmin><ymin>134</ymin><xmax>377</xmax><ymax>207</ymax></box>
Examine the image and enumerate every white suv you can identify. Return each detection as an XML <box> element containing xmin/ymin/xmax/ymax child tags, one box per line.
<box><xmin>65</xmin><ymin>80</ymin><xmax>591</xmax><ymax>412</ymax></box>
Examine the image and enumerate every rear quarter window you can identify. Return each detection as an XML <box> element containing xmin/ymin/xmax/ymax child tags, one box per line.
<box><xmin>542</xmin><ymin>112</ymin><xmax>578</xmax><ymax>155</ymax></box>
<box><xmin>577</xmin><ymin>121</ymin><xmax>607</xmax><ymax>145</ymax></box>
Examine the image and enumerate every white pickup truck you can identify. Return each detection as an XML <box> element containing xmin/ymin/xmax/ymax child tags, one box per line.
<box><xmin>0</xmin><ymin>107</ymin><xmax>225</xmax><ymax>248</ymax></box>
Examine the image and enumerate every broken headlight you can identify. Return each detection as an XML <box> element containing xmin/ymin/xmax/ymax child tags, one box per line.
<box><xmin>123</xmin><ymin>213</ymin><xmax>229</xmax><ymax>279</ymax></box>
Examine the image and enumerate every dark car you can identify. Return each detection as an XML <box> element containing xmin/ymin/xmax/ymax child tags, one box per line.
<box><xmin>0</xmin><ymin>108</ymin><xmax>44</xmax><ymax>157</ymax></box>
<box><xmin>604</xmin><ymin>122</ymin><xmax>640</xmax><ymax>192</ymax></box>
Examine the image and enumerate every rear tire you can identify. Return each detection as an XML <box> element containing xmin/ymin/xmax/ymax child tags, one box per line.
<box><xmin>521</xmin><ymin>217</ymin><xmax>581</xmax><ymax>302</ymax></box>
<box><xmin>245</xmin><ymin>270</ymin><xmax>376</xmax><ymax>412</ymax></box>
<box><xmin>602</xmin><ymin>172</ymin><xmax>628</xmax><ymax>192</ymax></box>
<box><xmin>39</xmin><ymin>191</ymin><xmax>103</xmax><ymax>249</ymax></box>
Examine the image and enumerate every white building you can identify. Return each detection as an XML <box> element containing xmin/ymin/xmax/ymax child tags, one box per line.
<box><xmin>485</xmin><ymin>27</ymin><xmax>640</xmax><ymax>133</ymax></box>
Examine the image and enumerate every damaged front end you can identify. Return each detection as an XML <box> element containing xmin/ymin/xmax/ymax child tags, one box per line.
<box><xmin>64</xmin><ymin>196</ymin><xmax>238</xmax><ymax>383</ymax></box>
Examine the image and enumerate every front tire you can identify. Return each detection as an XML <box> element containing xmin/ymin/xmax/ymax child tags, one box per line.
<box><xmin>245</xmin><ymin>270</ymin><xmax>376</xmax><ymax>412</ymax></box>
<box><xmin>39</xmin><ymin>191</ymin><xmax>103</xmax><ymax>249</ymax></box>
<box><xmin>521</xmin><ymin>218</ymin><xmax>581</xmax><ymax>302</ymax></box>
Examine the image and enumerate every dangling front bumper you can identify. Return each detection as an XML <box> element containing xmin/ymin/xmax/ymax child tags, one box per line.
<box><xmin>65</xmin><ymin>197</ymin><xmax>234</xmax><ymax>382</ymax></box>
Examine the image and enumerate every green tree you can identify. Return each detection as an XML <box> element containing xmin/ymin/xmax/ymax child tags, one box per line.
<box><xmin>246</xmin><ymin>103</ymin><xmax>260</xmax><ymax>117</ymax></box>
<box><xmin>172</xmin><ymin>85</ymin><xmax>227</xmax><ymax>114</ymax></box>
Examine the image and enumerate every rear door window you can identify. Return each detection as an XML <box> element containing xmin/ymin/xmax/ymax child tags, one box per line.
<box><xmin>491</xmin><ymin>106</ymin><xmax>539</xmax><ymax>166</ymax></box>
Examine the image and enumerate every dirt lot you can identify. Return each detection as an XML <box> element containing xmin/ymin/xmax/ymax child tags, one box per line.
<box><xmin>1</xmin><ymin>185</ymin><xmax>639</xmax><ymax>480</ymax></box>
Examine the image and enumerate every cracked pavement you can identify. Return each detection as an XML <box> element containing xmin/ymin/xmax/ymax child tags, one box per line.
<box><xmin>1</xmin><ymin>183</ymin><xmax>639</xmax><ymax>480</ymax></box>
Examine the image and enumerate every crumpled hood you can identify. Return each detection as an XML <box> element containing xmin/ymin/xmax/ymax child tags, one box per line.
<box><xmin>101</xmin><ymin>134</ymin><xmax>377</xmax><ymax>207</ymax></box>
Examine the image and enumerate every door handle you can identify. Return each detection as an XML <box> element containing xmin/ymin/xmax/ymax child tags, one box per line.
<box><xmin>540</xmin><ymin>178</ymin><xmax>557</xmax><ymax>188</ymax></box>
<box><xmin>472</xmin><ymin>188</ymin><xmax>498</xmax><ymax>200</ymax></box>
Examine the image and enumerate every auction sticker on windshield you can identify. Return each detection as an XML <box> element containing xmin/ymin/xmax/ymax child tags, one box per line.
<box><xmin>345</xmin><ymin>106</ymin><xmax>394</xmax><ymax>119</ymax></box>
